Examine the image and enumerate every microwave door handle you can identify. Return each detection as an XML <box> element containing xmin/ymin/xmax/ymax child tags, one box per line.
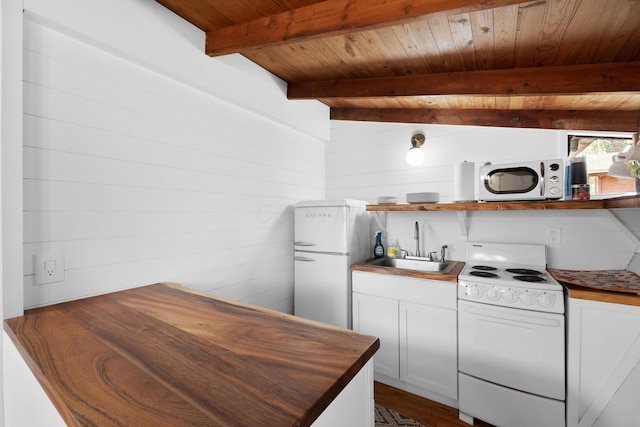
<box><xmin>540</xmin><ymin>162</ymin><xmax>545</xmax><ymax>197</ymax></box>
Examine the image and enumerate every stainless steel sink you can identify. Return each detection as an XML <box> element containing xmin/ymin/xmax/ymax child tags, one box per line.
<box><xmin>365</xmin><ymin>257</ymin><xmax>450</xmax><ymax>273</ymax></box>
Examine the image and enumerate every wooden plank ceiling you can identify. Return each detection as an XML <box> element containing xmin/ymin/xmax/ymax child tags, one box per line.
<box><xmin>156</xmin><ymin>0</ymin><xmax>640</xmax><ymax>132</ymax></box>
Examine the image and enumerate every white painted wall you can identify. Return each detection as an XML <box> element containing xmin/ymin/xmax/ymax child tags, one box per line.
<box><xmin>0</xmin><ymin>2</ymin><xmax>4</xmax><ymax>423</ymax></box>
<box><xmin>328</xmin><ymin>120</ymin><xmax>563</xmax><ymax>203</ymax></box>
<box><xmin>21</xmin><ymin>0</ymin><xmax>328</xmax><ymax>312</ymax></box>
<box><xmin>2</xmin><ymin>0</ymin><xmax>24</xmax><ymax>421</ymax></box>
<box><xmin>23</xmin><ymin>0</ymin><xmax>328</xmax><ymax>141</ymax></box>
<box><xmin>327</xmin><ymin>121</ymin><xmax>640</xmax><ymax>271</ymax></box>
<box><xmin>2</xmin><ymin>0</ymin><xmax>23</xmax><ymax>321</ymax></box>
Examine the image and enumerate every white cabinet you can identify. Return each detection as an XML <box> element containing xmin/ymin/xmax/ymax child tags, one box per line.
<box><xmin>353</xmin><ymin>293</ymin><xmax>399</xmax><ymax>378</ymax></box>
<box><xmin>567</xmin><ymin>298</ymin><xmax>640</xmax><ymax>427</ymax></box>
<box><xmin>400</xmin><ymin>301</ymin><xmax>457</xmax><ymax>398</ymax></box>
<box><xmin>311</xmin><ymin>360</ymin><xmax>375</xmax><ymax>427</ymax></box>
<box><xmin>352</xmin><ymin>271</ymin><xmax>458</xmax><ymax>406</ymax></box>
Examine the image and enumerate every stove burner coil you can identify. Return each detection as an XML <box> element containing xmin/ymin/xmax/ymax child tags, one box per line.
<box><xmin>469</xmin><ymin>271</ymin><xmax>499</xmax><ymax>278</ymax></box>
<box><xmin>506</xmin><ymin>268</ymin><xmax>544</xmax><ymax>275</ymax></box>
<box><xmin>514</xmin><ymin>275</ymin><xmax>547</xmax><ymax>282</ymax></box>
<box><xmin>472</xmin><ymin>265</ymin><xmax>498</xmax><ymax>271</ymax></box>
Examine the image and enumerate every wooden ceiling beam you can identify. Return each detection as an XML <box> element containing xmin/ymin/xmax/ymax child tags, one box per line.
<box><xmin>331</xmin><ymin>108</ymin><xmax>640</xmax><ymax>133</ymax></box>
<box><xmin>289</xmin><ymin>62</ymin><xmax>640</xmax><ymax>99</ymax></box>
<box><xmin>205</xmin><ymin>0</ymin><xmax>531</xmax><ymax>56</ymax></box>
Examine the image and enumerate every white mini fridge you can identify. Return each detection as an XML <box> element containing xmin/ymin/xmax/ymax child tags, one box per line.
<box><xmin>294</xmin><ymin>199</ymin><xmax>370</xmax><ymax>329</ymax></box>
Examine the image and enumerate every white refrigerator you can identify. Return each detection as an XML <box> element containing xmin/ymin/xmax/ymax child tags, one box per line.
<box><xmin>294</xmin><ymin>199</ymin><xmax>370</xmax><ymax>329</ymax></box>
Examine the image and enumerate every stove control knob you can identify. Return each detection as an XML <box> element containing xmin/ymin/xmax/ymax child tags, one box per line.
<box><xmin>519</xmin><ymin>291</ymin><xmax>536</xmax><ymax>305</ymax></box>
<box><xmin>486</xmin><ymin>286</ymin><xmax>500</xmax><ymax>300</ymax></box>
<box><xmin>538</xmin><ymin>293</ymin><xmax>556</xmax><ymax>308</ymax></box>
<box><xmin>469</xmin><ymin>285</ymin><xmax>484</xmax><ymax>298</ymax></box>
<box><xmin>503</xmin><ymin>288</ymin><xmax>518</xmax><ymax>303</ymax></box>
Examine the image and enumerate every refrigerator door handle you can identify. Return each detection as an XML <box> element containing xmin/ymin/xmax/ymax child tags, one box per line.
<box><xmin>294</xmin><ymin>241</ymin><xmax>316</xmax><ymax>247</ymax></box>
<box><xmin>294</xmin><ymin>256</ymin><xmax>316</xmax><ymax>262</ymax></box>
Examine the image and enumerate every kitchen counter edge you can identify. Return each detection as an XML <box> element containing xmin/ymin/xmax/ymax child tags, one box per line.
<box><xmin>353</xmin><ymin>260</ymin><xmax>640</xmax><ymax>306</ymax></box>
<box><xmin>564</xmin><ymin>283</ymin><xmax>640</xmax><ymax>307</ymax></box>
<box><xmin>366</xmin><ymin>194</ymin><xmax>640</xmax><ymax>211</ymax></box>
<box><xmin>351</xmin><ymin>260</ymin><xmax>465</xmax><ymax>282</ymax></box>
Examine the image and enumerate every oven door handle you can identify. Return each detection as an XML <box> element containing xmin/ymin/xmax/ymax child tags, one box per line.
<box><xmin>460</xmin><ymin>303</ymin><xmax>562</xmax><ymax>327</ymax></box>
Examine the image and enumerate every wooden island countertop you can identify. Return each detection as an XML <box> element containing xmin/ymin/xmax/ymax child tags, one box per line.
<box><xmin>4</xmin><ymin>282</ymin><xmax>379</xmax><ymax>426</ymax></box>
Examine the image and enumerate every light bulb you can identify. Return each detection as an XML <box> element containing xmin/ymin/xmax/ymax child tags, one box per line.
<box><xmin>406</xmin><ymin>147</ymin><xmax>424</xmax><ymax>166</ymax></box>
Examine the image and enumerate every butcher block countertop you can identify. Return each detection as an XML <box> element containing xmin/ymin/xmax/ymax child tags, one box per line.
<box><xmin>565</xmin><ymin>284</ymin><xmax>640</xmax><ymax>307</ymax></box>
<box><xmin>4</xmin><ymin>282</ymin><xmax>379</xmax><ymax>427</ymax></box>
<box><xmin>352</xmin><ymin>260</ymin><xmax>640</xmax><ymax>306</ymax></box>
<box><xmin>351</xmin><ymin>259</ymin><xmax>465</xmax><ymax>282</ymax></box>
<box><xmin>547</xmin><ymin>268</ymin><xmax>640</xmax><ymax>307</ymax></box>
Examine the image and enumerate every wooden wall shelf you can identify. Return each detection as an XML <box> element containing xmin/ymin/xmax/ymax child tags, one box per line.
<box><xmin>366</xmin><ymin>194</ymin><xmax>640</xmax><ymax>212</ymax></box>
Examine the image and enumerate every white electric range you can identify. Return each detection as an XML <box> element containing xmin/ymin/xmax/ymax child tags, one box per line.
<box><xmin>457</xmin><ymin>242</ymin><xmax>567</xmax><ymax>427</ymax></box>
<box><xmin>458</xmin><ymin>242</ymin><xmax>565</xmax><ymax>313</ymax></box>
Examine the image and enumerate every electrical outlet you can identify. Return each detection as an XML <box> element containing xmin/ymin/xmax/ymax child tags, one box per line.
<box><xmin>45</xmin><ymin>259</ymin><xmax>56</xmax><ymax>277</ymax></box>
<box><xmin>546</xmin><ymin>227</ymin><xmax>562</xmax><ymax>246</ymax></box>
<box><xmin>34</xmin><ymin>251</ymin><xmax>65</xmax><ymax>285</ymax></box>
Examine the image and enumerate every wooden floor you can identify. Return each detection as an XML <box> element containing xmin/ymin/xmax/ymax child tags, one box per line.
<box><xmin>374</xmin><ymin>382</ymin><xmax>495</xmax><ymax>427</ymax></box>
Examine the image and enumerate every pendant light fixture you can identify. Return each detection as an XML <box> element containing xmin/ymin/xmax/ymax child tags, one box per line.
<box><xmin>406</xmin><ymin>133</ymin><xmax>425</xmax><ymax>166</ymax></box>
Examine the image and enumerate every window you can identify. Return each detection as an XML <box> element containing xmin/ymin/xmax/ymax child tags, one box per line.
<box><xmin>567</xmin><ymin>133</ymin><xmax>638</xmax><ymax>196</ymax></box>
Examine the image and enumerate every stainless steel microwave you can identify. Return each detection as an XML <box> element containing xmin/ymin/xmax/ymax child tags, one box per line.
<box><xmin>478</xmin><ymin>159</ymin><xmax>564</xmax><ymax>201</ymax></box>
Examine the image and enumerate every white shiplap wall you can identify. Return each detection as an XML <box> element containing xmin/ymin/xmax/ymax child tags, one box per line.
<box><xmin>327</xmin><ymin>120</ymin><xmax>563</xmax><ymax>203</ymax></box>
<box><xmin>2</xmin><ymin>0</ymin><xmax>23</xmax><ymax>320</ymax></box>
<box><xmin>0</xmin><ymin>3</ymin><xmax>5</xmax><ymax>423</ymax></box>
<box><xmin>327</xmin><ymin>121</ymin><xmax>640</xmax><ymax>271</ymax></box>
<box><xmin>22</xmin><ymin>17</ymin><xmax>326</xmax><ymax>310</ymax></box>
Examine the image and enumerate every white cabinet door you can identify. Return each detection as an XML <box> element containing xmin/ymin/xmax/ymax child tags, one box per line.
<box><xmin>353</xmin><ymin>292</ymin><xmax>399</xmax><ymax>379</ymax></box>
<box><xmin>567</xmin><ymin>298</ymin><xmax>640</xmax><ymax>427</ymax></box>
<box><xmin>400</xmin><ymin>301</ymin><xmax>458</xmax><ymax>399</ymax></box>
<box><xmin>352</xmin><ymin>270</ymin><xmax>458</xmax><ymax>403</ymax></box>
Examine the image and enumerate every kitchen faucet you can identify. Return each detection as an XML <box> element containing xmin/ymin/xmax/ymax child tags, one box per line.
<box><xmin>407</xmin><ymin>222</ymin><xmax>447</xmax><ymax>262</ymax></box>
<box><xmin>428</xmin><ymin>245</ymin><xmax>448</xmax><ymax>262</ymax></box>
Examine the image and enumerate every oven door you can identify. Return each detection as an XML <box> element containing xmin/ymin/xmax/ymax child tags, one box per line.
<box><xmin>458</xmin><ymin>300</ymin><xmax>565</xmax><ymax>400</ymax></box>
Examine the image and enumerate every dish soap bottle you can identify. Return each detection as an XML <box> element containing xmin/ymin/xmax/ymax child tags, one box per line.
<box><xmin>374</xmin><ymin>231</ymin><xmax>384</xmax><ymax>258</ymax></box>
<box><xmin>387</xmin><ymin>244</ymin><xmax>397</xmax><ymax>258</ymax></box>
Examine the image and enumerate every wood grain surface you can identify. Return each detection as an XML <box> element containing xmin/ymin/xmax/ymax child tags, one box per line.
<box><xmin>365</xmin><ymin>194</ymin><xmax>640</xmax><ymax>212</ymax></box>
<box><xmin>157</xmin><ymin>0</ymin><xmax>640</xmax><ymax>131</ymax></box>
<box><xmin>565</xmin><ymin>284</ymin><xmax>640</xmax><ymax>308</ymax></box>
<box><xmin>4</xmin><ymin>283</ymin><xmax>379</xmax><ymax>426</ymax></box>
<box><xmin>351</xmin><ymin>260</ymin><xmax>465</xmax><ymax>283</ymax></box>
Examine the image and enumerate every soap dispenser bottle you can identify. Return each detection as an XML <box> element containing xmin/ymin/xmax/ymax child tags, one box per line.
<box><xmin>374</xmin><ymin>231</ymin><xmax>384</xmax><ymax>258</ymax></box>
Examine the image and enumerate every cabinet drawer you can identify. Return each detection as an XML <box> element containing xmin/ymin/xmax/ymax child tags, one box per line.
<box><xmin>352</xmin><ymin>271</ymin><xmax>457</xmax><ymax>309</ymax></box>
